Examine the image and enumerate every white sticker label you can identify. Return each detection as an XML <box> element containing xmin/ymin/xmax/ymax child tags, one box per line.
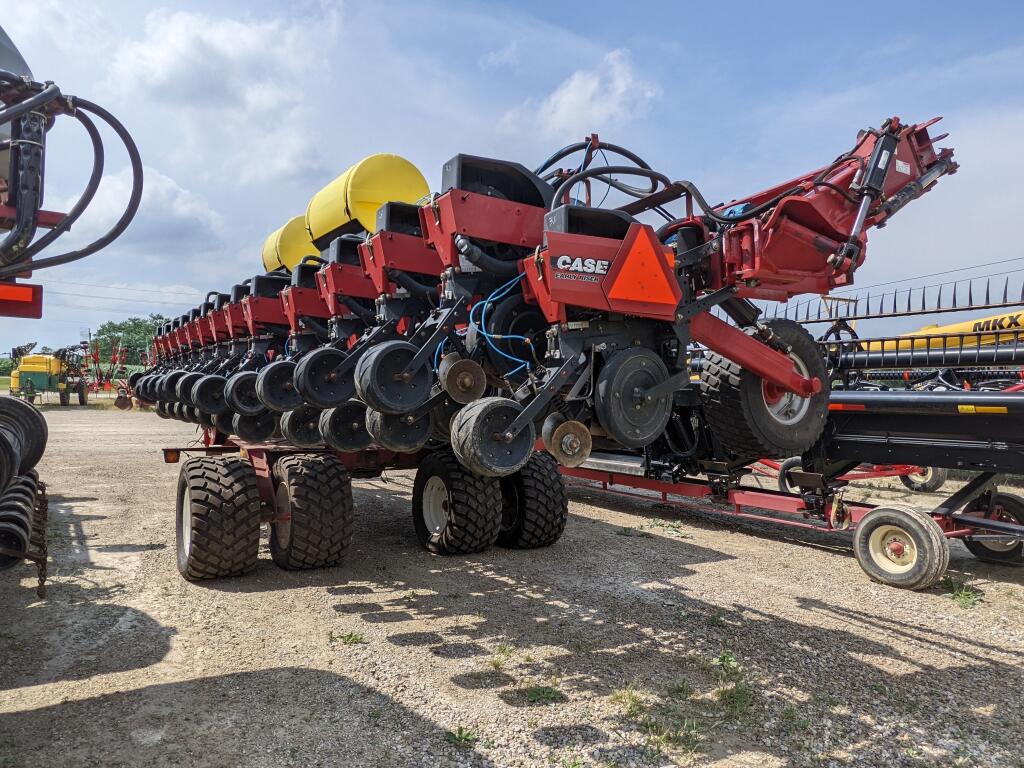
<box><xmin>895</xmin><ymin>159</ymin><xmax>911</xmax><ymax>175</ymax></box>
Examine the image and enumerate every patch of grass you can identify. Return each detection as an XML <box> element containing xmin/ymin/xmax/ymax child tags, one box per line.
<box><xmin>716</xmin><ymin>680</ymin><xmax>755</xmax><ymax>719</ymax></box>
<box><xmin>445</xmin><ymin>726</ymin><xmax>477</xmax><ymax>748</ymax></box>
<box><xmin>610</xmin><ymin>686</ymin><xmax>646</xmax><ymax>719</ymax></box>
<box><xmin>940</xmin><ymin>576</ymin><xmax>983</xmax><ymax>609</ymax></box>
<box><xmin>642</xmin><ymin>715</ymin><xmax>702</xmax><ymax>755</ymax></box>
<box><xmin>331</xmin><ymin>631</ymin><xmax>367</xmax><ymax>645</ymax></box>
<box><xmin>706</xmin><ymin>610</ymin><xmax>727</xmax><ymax>627</ymax></box>
<box><xmin>560</xmin><ymin>757</ymin><xmax>584</xmax><ymax>768</ymax></box>
<box><xmin>645</xmin><ymin>518</ymin><xmax>692</xmax><ymax>538</ymax></box>
<box><xmin>713</xmin><ymin>650</ymin><xmax>742</xmax><ymax>683</ymax></box>
<box><xmin>494</xmin><ymin>641</ymin><xmax>515</xmax><ymax>657</ymax></box>
<box><xmin>525</xmin><ymin>684</ymin><xmax>563</xmax><ymax>704</ymax></box>
<box><xmin>666</xmin><ymin>680</ymin><xmax>694</xmax><ymax>700</ymax></box>
<box><xmin>487</xmin><ymin>657</ymin><xmax>505</xmax><ymax>671</ymax></box>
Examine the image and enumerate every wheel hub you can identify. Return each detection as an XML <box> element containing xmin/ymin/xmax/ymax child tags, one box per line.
<box><xmin>761</xmin><ymin>354</ymin><xmax>812</xmax><ymax>426</ymax></box>
<box><xmin>868</xmin><ymin>524</ymin><xmax>917</xmax><ymax>574</ymax></box>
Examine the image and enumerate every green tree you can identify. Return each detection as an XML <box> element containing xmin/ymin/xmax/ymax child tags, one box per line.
<box><xmin>93</xmin><ymin>314</ymin><xmax>170</xmax><ymax>366</ymax></box>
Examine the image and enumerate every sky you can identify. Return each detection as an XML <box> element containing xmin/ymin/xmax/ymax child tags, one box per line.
<box><xmin>2</xmin><ymin>0</ymin><xmax>1024</xmax><ymax>353</ymax></box>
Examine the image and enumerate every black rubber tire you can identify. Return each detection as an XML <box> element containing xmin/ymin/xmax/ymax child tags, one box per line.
<box><xmin>354</xmin><ymin>340</ymin><xmax>431</xmax><ymax>414</ymax></box>
<box><xmin>962</xmin><ymin>492</ymin><xmax>1024</xmax><ymax>565</ymax></box>
<box><xmin>191</xmin><ymin>375</ymin><xmax>229</xmax><ymax>415</ymax></box>
<box><xmin>898</xmin><ymin>467</ymin><xmax>948</xmax><ymax>493</ymax></box>
<box><xmin>484</xmin><ymin>294</ymin><xmax>547</xmax><ymax>376</ymax></box>
<box><xmin>175</xmin><ymin>372</ymin><xmax>204</xmax><ymax>407</ymax></box>
<box><xmin>365</xmin><ymin>408</ymin><xmax>432</xmax><ymax>453</ymax></box>
<box><xmin>700</xmin><ymin>318</ymin><xmax>829</xmax><ymax>460</ymax></box>
<box><xmin>497</xmin><ymin>452</ymin><xmax>568</xmax><ymax>549</ymax></box>
<box><xmin>319</xmin><ymin>400</ymin><xmax>372</xmax><ymax>452</ymax></box>
<box><xmin>157</xmin><ymin>371</ymin><xmax>185</xmax><ymax>402</ymax></box>
<box><xmin>280</xmin><ymin>404</ymin><xmax>324</xmax><ymax>448</ymax></box>
<box><xmin>0</xmin><ymin>396</ymin><xmax>47</xmax><ymax>473</ymax></box>
<box><xmin>450</xmin><ymin>396</ymin><xmax>535</xmax><ymax>477</ymax></box>
<box><xmin>411</xmin><ymin>449</ymin><xmax>502</xmax><ymax>555</ymax></box>
<box><xmin>852</xmin><ymin>504</ymin><xmax>949</xmax><ymax>589</ymax></box>
<box><xmin>256</xmin><ymin>360</ymin><xmax>303</xmax><ymax>412</ymax></box>
<box><xmin>232</xmin><ymin>411</ymin><xmax>278</xmax><ymax>443</ymax></box>
<box><xmin>224</xmin><ymin>371</ymin><xmax>265</xmax><ymax>416</ymax></box>
<box><xmin>77</xmin><ymin>382</ymin><xmax>89</xmax><ymax>406</ymax></box>
<box><xmin>269</xmin><ymin>454</ymin><xmax>355</xmax><ymax>570</ymax></box>
<box><xmin>776</xmin><ymin>457</ymin><xmax>802</xmax><ymax>493</ymax></box>
<box><xmin>175</xmin><ymin>456</ymin><xmax>261</xmax><ymax>580</ymax></box>
<box><xmin>594</xmin><ymin>347</ymin><xmax>673</xmax><ymax>448</ymax></box>
<box><xmin>294</xmin><ymin>346</ymin><xmax>353</xmax><ymax>409</ymax></box>
<box><xmin>59</xmin><ymin>389</ymin><xmax>71</xmax><ymax>407</ymax></box>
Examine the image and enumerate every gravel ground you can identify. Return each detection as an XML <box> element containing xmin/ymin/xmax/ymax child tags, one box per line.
<box><xmin>1</xmin><ymin>407</ymin><xmax>1023</xmax><ymax>768</ymax></box>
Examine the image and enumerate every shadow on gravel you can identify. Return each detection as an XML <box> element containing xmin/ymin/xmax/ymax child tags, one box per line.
<box><xmin>0</xmin><ymin>581</ymin><xmax>175</xmax><ymax>693</ymax></box>
<box><xmin>0</xmin><ymin>667</ymin><xmax>497</xmax><ymax>768</ymax></box>
<box><xmin>306</xmin><ymin>487</ymin><xmax>1024</xmax><ymax>766</ymax></box>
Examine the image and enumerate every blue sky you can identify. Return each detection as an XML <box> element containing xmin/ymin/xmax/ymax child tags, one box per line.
<box><xmin>3</xmin><ymin>0</ymin><xmax>1024</xmax><ymax>351</ymax></box>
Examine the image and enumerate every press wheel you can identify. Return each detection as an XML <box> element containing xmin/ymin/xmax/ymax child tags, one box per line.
<box><xmin>293</xmin><ymin>346</ymin><xmax>352</xmax><ymax>409</ymax></box>
<box><xmin>256</xmin><ymin>359</ymin><xmax>303</xmax><ymax>412</ymax></box>
<box><xmin>450</xmin><ymin>396</ymin><xmax>535</xmax><ymax>478</ymax></box>
<box><xmin>280</xmin><ymin>404</ymin><xmax>324</xmax><ymax>448</ymax></box>
<box><xmin>223</xmin><ymin>371</ymin><xmax>265</xmax><ymax>416</ymax></box>
<box><xmin>319</xmin><ymin>400</ymin><xmax>372</xmax><ymax>452</ymax></box>
<box><xmin>354</xmin><ymin>340</ymin><xmax>431</xmax><ymax>414</ymax></box>
<box><xmin>365</xmin><ymin>408</ymin><xmax>431</xmax><ymax>453</ymax></box>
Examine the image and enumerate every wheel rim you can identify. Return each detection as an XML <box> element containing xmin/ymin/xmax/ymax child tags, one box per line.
<box><xmin>180</xmin><ymin>485</ymin><xmax>193</xmax><ymax>554</ymax></box>
<box><xmin>422</xmin><ymin>475</ymin><xmax>449</xmax><ymax>534</ymax></box>
<box><xmin>966</xmin><ymin>503</ymin><xmax>1020</xmax><ymax>553</ymax></box>
<box><xmin>761</xmin><ymin>354</ymin><xmax>812</xmax><ymax>426</ymax></box>
<box><xmin>867</xmin><ymin>524</ymin><xmax>918</xmax><ymax>574</ymax></box>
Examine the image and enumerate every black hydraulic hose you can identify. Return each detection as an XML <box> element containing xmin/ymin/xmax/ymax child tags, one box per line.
<box><xmin>338</xmin><ymin>296</ymin><xmax>375</xmax><ymax>324</ymax></box>
<box><xmin>454</xmin><ymin>235</ymin><xmax>518</xmax><ymax>277</ymax></box>
<box><xmin>299</xmin><ymin>316</ymin><xmax>329</xmax><ymax>338</ymax></box>
<box><xmin>0</xmin><ymin>97</ymin><xmax>143</xmax><ymax>278</ymax></box>
<box><xmin>0</xmin><ymin>82</ymin><xmax>62</xmax><ymax>126</ymax></box>
<box><xmin>387</xmin><ymin>268</ymin><xmax>437</xmax><ymax>298</ymax></box>
<box><xmin>550</xmin><ymin>166</ymin><xmax>670</xmax><ymax>211</ymax></box>
<box><xmin>17</xmin><ymin>110</ymin><xmax>104</xmax><ymax>261</ymax></box>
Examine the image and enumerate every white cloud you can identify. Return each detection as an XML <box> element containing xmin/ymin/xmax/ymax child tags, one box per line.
<box><xmin>499</xmin><ymin>49</ymin><xmax>661</xmax><ymax>141</ymax></box>
<box><xmin>108</xmin><ymin>9</ymin><xmax>336</xmax><ymax>184</ymax></box>
<box><xmin>481</xmin><ymin>41</ymin><xmax>520</xmax><ymax>70</ymax></box>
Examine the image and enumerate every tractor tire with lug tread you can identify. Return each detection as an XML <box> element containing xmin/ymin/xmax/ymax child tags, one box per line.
<box><xmin>852</xmin><ymin>504</ymin><xmax>949</xmax><ymax>590</ymax></box>
<box><xmin>497</xmin><ymin>452</ymin><xmax>568</xmax><ymax>549</ymax></box>
<box><xmin>59</xmin><ymin>389</ymin><xmax>70</xmax><ymax>407</ymax></box>
<box><xmin>176</xmin><ymin>456</ymin><xmax>261</xmax><ymax>580</ymax></box>
<box><xmin>961</xmin><ymin>492</ymin><xmax>1024</xmax><ymax>565</ymax></box>
<box><xmin>77</xmin><ymin>382</ymin><xmax>89</xmax><ymax>406</ymax></box>
<box><xmin>898</xmin><ymin>467</ymin><xmax>948</xmax><ymax>493</ymax></box>
<box><xmin>700</xmin><ymin>318</ymin><xmax>829</xmax><ymax>460</ymax></box>
<box><xmin>412</xmin><ymin>449</ymin><xmax>503</xmax><ymax>555</ymax></box>
<box><xmin>270</xmin><ymin>453</ymin><xmax>355</xmax><ymax>570</ymax></box>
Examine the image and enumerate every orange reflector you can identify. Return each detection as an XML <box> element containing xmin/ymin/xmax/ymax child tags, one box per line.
<box><xmin>828</xmin><ymin>403</ymin><xmax>866</xmax><ymax>411</ymax></box>
<box><xmin>607</xmin><ymin>227</ymin><xmax>677</xmax><ymax>305</ymax></box>
<box><xmin>0</xmin><ymin>283</ymin><xmax>33</xmax><ymax>302</ymax></box>
<box><xmin>163</xmin><ymin>449</ymin><xmax>181</xmax><ymax>464</ymax></box>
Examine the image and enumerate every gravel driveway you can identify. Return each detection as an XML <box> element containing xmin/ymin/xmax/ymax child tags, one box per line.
<box><xmin>1</xmin><ymin>408</ymin><xmax>1022</xmax><ymax>767</ymax></box>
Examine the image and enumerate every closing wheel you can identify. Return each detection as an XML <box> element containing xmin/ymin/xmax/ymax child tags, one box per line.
<box><xmin>429</xmin><ymin>394</ymin><xmax>461</xmax><ymax>444</ymax></box>
<box><xmin>175</xmin><ymin>372</ymin><xmax>203</xmax><ymax>407</ymax></box>
<box><xmin>365</xmin><ymin>408</ymin><xmax>431</xmax><ymax>453</ymax></box>
<box><xmin>594</xmin><ymin>348</ymin><xmax>673</xmax><ymax>449</ymax></box>
<box><xmin>155</xmin><ymin>401</ymin><xmax>172</xmax><ymax>419</ymax></box>
<box><xmin>270</xmin><ymin>453</ymin><xmax>355</xmax><ymax>570</ymax></box>
<box><xmin>157</xmin><ymin>371</ymin><xmax>185</xmax><ymax>402</ymax></box>
<box><xmin>232</xmin><ymin>411</ymin><xmax>278</xmax><ymax>443</ymax></box>
<box><xmin>212</xmin><ymin>409</ymin><xmax>237</xmax><ymax>436</ymax></box>
<box><xmin>354</xmin><ymin>340</ymin><xmax>431</xmax><ymax>414</ymax></box>
<box><xmin>293</xmin><ymin>346</ymin><xmax>351</xmax><ymax>409</ymax></box>
<box><xmin>195</xmin><ymin>409</ymin><xmax>216</xmax><ymax>429</ymax></box>
<box><xmin>541</xmin><ymin>412</ymin><xmax>592</xmax><ymax>468</ymax></box>
<box><xmin>223</xmin><ymin>371</ymin><xmax>265</xmax><ymax>416</ymax></box>
<box><xmin>853</xmin><ymin>504</ymin><xmax>950</xmax><ymax>589</ymax></box>
<box><xmin>700</xmin><ymin>318</ymin><xmax>829</xmax><ymax>460</ymax></box>
<box><xmin>0</xmin><ymin>520</ymin><xmax>30</xmax><ymax>570</ymax></box>
<box><xmin>319</xmin><ymin>400</ymin><xmax>372</xmax><ymax>452</ymax></box>
<box><xmin>438</xmin><ymin>354</ymin><xmax>487</xmax><ymax>405</ymax></box>
<box><xmin>961</xmin><ymin>492</ymin><xmax>1024</xmax><ymax>565</ymax></box>
<box><xmin>450</xmin><ymin>396</ymin><xmax>535</xmax><ymax>477</ymax></box>
<box><xmin>411</xmin><ymin>449</ymin><xmax>503</xmax><ymax>554</ymax></box>
<box><xmin>176</xmin><ymin>455</ymin><xmax>261</xmax><ymax>580</ymax></box>
<box><xmin>899</xmin><ymin>467</ymin><xmax>948</xmax><ymax>494</ymax></box>
<box><xmin>256</xmin><ymin>360</ymin><xmax>303</xmax><ymax>412</ymax></box>
<box><xmin>191</xmin><ymin>375</ymin><xmax>229</xmax><ymax>415</ymax></box>
<box><xmin>280</xmin><ymin>404</ymin><xmax>324</xmax><ymax>448</ymax></box>
<box><xmin>498</xmin><ymin>452</ymin><xmax>568</xmax><ymax>549</ymax></box>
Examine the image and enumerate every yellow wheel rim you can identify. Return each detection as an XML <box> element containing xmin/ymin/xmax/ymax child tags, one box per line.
<box><xmin>867</xmin><ymin>524</ymin><xmax>917</xmax><ymax>574</ymax></box>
